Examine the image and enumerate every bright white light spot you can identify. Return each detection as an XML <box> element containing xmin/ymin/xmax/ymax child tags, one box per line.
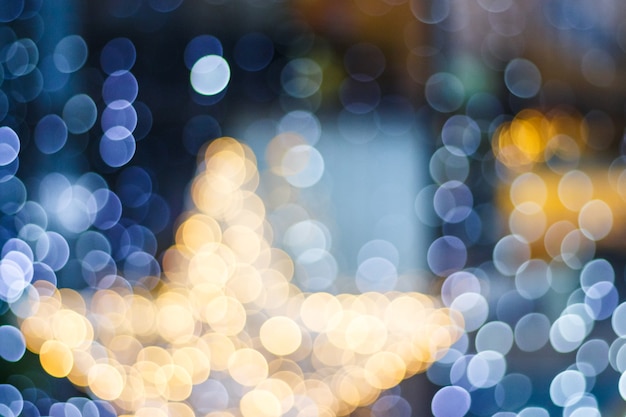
<box><xmin>190</xmin><ymin>55</ymin><xmax>230</xmax><ymax>96</ymax></box>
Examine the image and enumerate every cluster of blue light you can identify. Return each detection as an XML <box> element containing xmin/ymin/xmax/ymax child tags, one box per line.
<box><xmin>0</xmin><ymin>2</ymin><xmax>171</xmax><ymax>414</ymax></box>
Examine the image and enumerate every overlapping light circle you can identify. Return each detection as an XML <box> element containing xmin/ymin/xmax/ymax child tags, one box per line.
<box><xmin>2</xmin><ymin>2</ymin><xmax>626</xmax><ymax>417</ymax></box>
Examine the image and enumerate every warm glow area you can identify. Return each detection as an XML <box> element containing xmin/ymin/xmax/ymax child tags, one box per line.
<box><xmin>240</xmin><ymin>389</ymin><xmax>283</xmax><ymax>417</ymax></box>
<box><xmin>493</xmin><ymin>109</ymin><xmax>586</xmax><ymax>170</ymax></box>
<box><xmin>15</xmin><ymin>137</ymin><xmax>462</xmax><ymax>416</ymax></box>
<box><xmin>39</xmin><ymin>340</ymin><xmax>73</xmax><ymax>378</ymax></box>
<box><xmin>260</xmin><ymin>316</ymin><xmax>303</xmax><ymax>356</ymax></box>
<box><xmin>88</xmin><ymin>363</ymin><xmax>125</xmax><ymax>401</ymax></box>
<box><xmin>494</xmin><ymin>110</ymin><xmax>625</xmax><ymax>256</ymax></box>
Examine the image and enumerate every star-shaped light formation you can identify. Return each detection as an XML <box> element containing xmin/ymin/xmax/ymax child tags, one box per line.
<box><xmin>15</xmin><ymin>137</ymin><xmax>463</xmax><ymax>417</ymax></box>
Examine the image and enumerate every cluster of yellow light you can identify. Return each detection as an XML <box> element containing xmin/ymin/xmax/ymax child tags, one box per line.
<box><xmin>492</xmin><ymin>109</ymin><xmax>587</xmax><ymax>170</ymax></box>
<box><xmin>494</xmin><ymin>109</ymin><xmax>626</xmax><ymax>256</ymax></box>
<box><xmin>500</xmin><ymin>168</ymin><xmax>622</xmax><ymax>256</ymax></box>
<box><xmin>18</xmin><ymin>137</ymin><xmax>463</xmax><ymax>417</ymax></box>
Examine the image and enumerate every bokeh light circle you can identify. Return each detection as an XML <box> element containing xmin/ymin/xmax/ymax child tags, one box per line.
<box><xmin>101</xmin><ymin>37</ymin><xmax>136</xmax><ymax>74</ymax></box>
<box><xmin>0</xmin><ymin>384</ymin><xmax>23</xmax><ymax>417</ymax></box>
<box><xmin>62</xmin><ymin>94</ymin><xmax>97</xmax><ymax>134</ymax></box>
<box><xmin>0</xmin><ymin>0</ymin><xmax>24</xmax><ymax>22</ymax></box>
<box><xmin>515</xmin><ymin>313</ymin><xmax>551</xmax><ymax>352</ymax></box>
<box><xmin>103</xmin><ymin>70</ymin><xmax>139</xmax><ymax>104</ymax></box>
<box><xmin>475</xmin><ymin>321</ymin><xmax>514</xmax><ymax>354</ymax></box>
<box><xmin>34</xmin><ymin>114</ymin><xmax>68</xmax><ymax>154</ymax></box>
<box><xmin>100</xmin><ymin>127</ymin><xmax>136</xmax><ymax>167</ymax></box>
<box><xmin>53</xmin><ymin>35</ymin><xmax>88</xmax><ymax>74</ymax></box>
<box><xmin>281</xmin><ymin>58</ymin><xmax>322</xmax><ymax>99</ymax></box>
<box><xmin>427</xmin><ymin>236</ymin><xmax>467</xmax><ymax>276</ymax></box>
<box><xmin>184</xmin><ymin>35</ymin><xmax>223</xmax><ymax>69</ymax></box>
<box><xmin>190</xmin><ymin>55</ymin><xmax>231</xmax><ymax>96</ymax></box>
<box><xmin>493</xmin><ymin>234</ymin><xmax>530</xmax><ymax>276</ymax></box>
<box><xmin>504</xmin><ymin>59</ymin><xmax>542</xmax><ymax>98</ymax></box>
<box><xmin>431</xmin><ymin>385</ymin><xmax>470</xmax><ymax>417</ymax></box>
<box><xmin>0</xmin><ymin>127</ymin><xmax>20</xmax><ymax>166</ymax></box>
<box><xmin>0</xmin><ymin>325</ymin><xmax>26</xmax><ymax>362</ymax></box>
<box><xmin>425</xmin><ymin>72</ymin><xmax>465</xmax><ymax>113</ymax></box>
<box><xmin>411</xmin><ymin>0</ymin><xmax>451</xmax><ymax>24</ymax></box>
<box><xmin>549</xmin><ymin>369</ymin><xmax>586</xmax><ymax>407</ymax></box>
<box><xmin>441</xmin><ymin>115</ymin><xmax>481</xmax><ymax>156</ymax></box>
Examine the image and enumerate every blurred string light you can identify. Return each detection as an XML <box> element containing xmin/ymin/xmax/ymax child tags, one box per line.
<box><xmin>7</xmin><ymin>138</ymin><xmax>462</xmax><ymax>417</ymax></box>
<box><xmin>422</xmin><ymin>102</ymin><xmax>626</xmax><ymax>416</ymax></box>
<box><xmin>421</xmin><ymin>100</ymin><xmax>626</xmax><ymax>414</ymax></box>
<box><xmin>3</xmin><ymin>0</ymin><xmax>626</xmax><ymax>416</ymax></box>
<box><xmin>99</xmin><ymin>40</ymin><xmax>141</xmax><ymax>168</ymax></box>
<box><xmin>397</xmin><ymin>1</ymin><xmax>626</xmax><ymax>412</ymax></box>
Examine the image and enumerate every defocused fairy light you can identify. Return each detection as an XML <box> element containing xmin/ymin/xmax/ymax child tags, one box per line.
<box><xmin>190</xmin><ymin>55</ymin><xmax>231</xmax><ymax>96</ymax></box>
<box><xmin>4</xmin><ymin>0</ymin><xmax>626</xmax><ymax>416</ymax></box>
<box><xmin>4</xmin><ymin>137</ymin><xmax>461</xmax><ymax>417</ymax></box>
